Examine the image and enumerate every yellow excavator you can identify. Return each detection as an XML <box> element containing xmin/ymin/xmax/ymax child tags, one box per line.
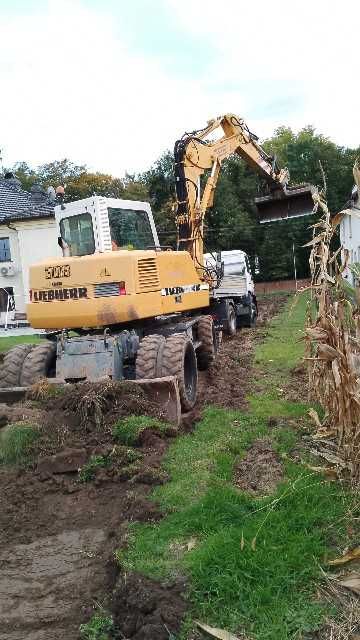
<box><xmin>0</xmin><ymin>114</ymin><xmax>315</xmax><ymax>419</ymax></box>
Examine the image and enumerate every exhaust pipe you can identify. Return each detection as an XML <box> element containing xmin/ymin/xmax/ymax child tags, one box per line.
<box><xmin>255</xmin><ymin>184</ymin><xmax>316</xmax><ymax>223</ymax></box>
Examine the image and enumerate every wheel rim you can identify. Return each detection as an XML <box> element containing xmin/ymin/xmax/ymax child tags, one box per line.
<box><xmin>184</xmin><ymin>344</ymin><xmax>197</xmax><ymax>403</ymax></box>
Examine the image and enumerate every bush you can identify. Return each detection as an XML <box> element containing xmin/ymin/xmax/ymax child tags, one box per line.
<box><xmin>0</xmin><ymin>422</ymin><xmax>40</xmax><ymax>466</ymax></box>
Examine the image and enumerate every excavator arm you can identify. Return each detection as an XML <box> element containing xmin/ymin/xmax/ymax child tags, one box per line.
<box><xmin>174</xmin><ymin>113</ymin><xmax>314</xmax><ymax>278</ymax></box>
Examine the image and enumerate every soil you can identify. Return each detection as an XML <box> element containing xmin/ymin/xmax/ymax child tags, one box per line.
<box><xmin>233</xmin><ymin>437</ymin><xmax>284</xmax><ymax>495</ymax></box>
<box><xmin>0</xmin><ymin>294</ymin><xmax>290</xmax><ymax>640</ymax></box>
<box><xmin>198</xmin><ymin>294</ymin><xmax>289</xmax><ymax>411</ymax></box>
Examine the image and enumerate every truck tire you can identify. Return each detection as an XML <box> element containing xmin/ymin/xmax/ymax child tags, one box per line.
<box><xmin>197</xmin><ymin>315</ymin><xmax>216</xmax><ymax>370</ymax></box>
<box><xmin>244</xmin><ymin>302</ymin><xmax>257</xmax><ymax>328</ymax></box>
<box><xmin>136</xmin><ymin>334</ymin><xmax>166</xmax><ymax>379</ymax></box>
<box><xmin>160</xmin><ymin>333</ymin><xmax>198</xmax><ymax>411</ymax></box>
<box><xmin>225</xmin><ymin>303</ymin><xmax>237</xmax><ymax>336</ymax></box>
<box><xmin>20</xmin><ymin>342</ymin><xmax>57</xmax><ymax>387</ymax></box>
<box><xmin>0</xmin><ymin>344</ymin><xmax>34</xmax><ymax>388</ymax></box>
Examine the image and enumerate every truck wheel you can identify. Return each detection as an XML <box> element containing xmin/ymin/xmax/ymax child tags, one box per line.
<box><xmin>0</xmin><ymin>344</ymin><xmax>34</xmax><ymax>388</ymax></box>
<box><xmin>197</xmin><ymin>315</ymin><xmax>216</xmax><ymax>370</ymax></box>
<box><xmin>20</xmin><ymin>342</ymin><xmax>57</xmax><ymax>387</ymax></box>
<box><xmin>244</xmin><ymin>302</ymin><xmax>257</xmax><ymax>328</ymax></box>
<box><xmin>136</xmin><ymin>334</ymin><xmax>166</xmax><ymax>379</ymax></box>
<box><xmin>225</xmin><ymin>303</ymin><xmax>237</xmax><ymax>336</ymax></box>
<box><xmin>160</xmin><ymin>334</ymin><xmax>198</xmax><ymax>411</ymax></box>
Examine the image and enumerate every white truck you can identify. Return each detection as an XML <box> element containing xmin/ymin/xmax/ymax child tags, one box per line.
<box><xmin>204</xmin><ymin>250</ymin><xmax>257</xmax><ymax>335</ymax></box>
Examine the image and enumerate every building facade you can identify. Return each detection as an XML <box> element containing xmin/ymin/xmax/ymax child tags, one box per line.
<box><xmin>0</xmin><ymin>174</ymin><xmax>59</xmax><ymax>324</ymax></box>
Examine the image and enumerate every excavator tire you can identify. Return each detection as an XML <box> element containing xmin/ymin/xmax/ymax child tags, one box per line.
<box><xmin>160</xmin><ymin>333</ymin><xmax>198</xmax><ymax>412</ymax></box>
<box><xmin>0</xmin><ymin>344</ymin><xmax>34</xmax><ymax>388</ymax></box>
<box><xmin>196</xmin><ymin>315</ymin><xmax>216</xmax><ymax>371</ymax></box>
<box><xmin>20</xmin><ymin>341</ymin><xmax>57</xmax><ymax>387</ymax></box>
<box><xmin>136</xmin><ymin>334</ymin><xmax>166</xmax><ymax>379</ymax></box>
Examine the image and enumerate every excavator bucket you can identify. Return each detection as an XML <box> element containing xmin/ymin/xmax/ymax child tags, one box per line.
<box><xmin>255</xmin><ymin>184</ymin><xmax>316</xmax><ymax>223</ymax></box>
<box><xmin>0</xmin><ymin>376</ymin><xmax>182</xmax><ymax>426</ymax></box>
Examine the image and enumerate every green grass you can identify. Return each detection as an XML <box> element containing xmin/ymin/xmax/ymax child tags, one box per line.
<box><xmin>115</xmin><ymin>292</ymin><xmax>353</xmax><ymax>640</ymax></box>
<box><xmin>0</xmin><ymin>422</ymin><xmax>40</xmax><ymax>465</ymax></box>
<box><xmin>112</xmin><ymin>414</ymin><xmax>169</xmax><ymax>446</ymax></box>
<box><xmin>0</xmin><ymin>334</ymin><xmax>41</xmax><ymax>354</ymax></box>
<box><xmin>78</xmin><ymin>454</ymin><xmax>111</xmax><ymax>482</ymax></box>
<box><xmin>79</xmin><ymin>614</ymin><xmax>114</xmax><ymax>640</ymax></box>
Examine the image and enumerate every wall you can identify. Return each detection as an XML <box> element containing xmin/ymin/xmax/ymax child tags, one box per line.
<box><xmin>0</xmin><ymin>218</ymin><xmax>58</xmax><ymax>316</ymax></box>
<box><xmin>255</xmin><ymin>278</ymin><xmax>310</xmax><ymax>295</ymax></box>
<box><xmin>340</xmin><ymin>212</ymin><xmax>360</xmax><ymax>285</ymax></box>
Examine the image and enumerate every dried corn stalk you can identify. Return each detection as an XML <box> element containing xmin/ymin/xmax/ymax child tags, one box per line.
<box><xmin>305</xmin><ymin>186</ymin><xmax>360</xmax><ymax>484</ymax></box>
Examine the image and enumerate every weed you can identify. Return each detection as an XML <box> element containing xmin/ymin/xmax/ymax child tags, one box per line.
<box><xmin>79</xmin><ymin>614</ymin><xmax>114</xmax><ymax>640</ymax></box>
<box><xmin>112</xmin><ymin>414</ymin><xmax>169</xmax><ymax>446</ymax></box>
<box><xmin>0</xmin><ymin>422</ymin><xmax>40</xmax><ymax>466</ymax></box>
<box><xmin>78</xmin><ymin>455</ymin><xmax>110</xmax><ymax>482</ymax></box>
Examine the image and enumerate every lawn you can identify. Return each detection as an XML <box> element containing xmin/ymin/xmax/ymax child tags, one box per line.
<box><xmin>117</xmin><ymin>293</ymin><xmax>353</xmax><ymax>640</ymax></box>
<box><xmin>0</xmin><ymin>334</ymin><xmax>41</xmax><ymax>354</ymax></box>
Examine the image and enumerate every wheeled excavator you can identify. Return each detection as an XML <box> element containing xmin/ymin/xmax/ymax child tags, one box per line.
<box><xmin>0</xmin><ymin>114</ymin><xmax>315</xmax><ymax>420</ymax></box>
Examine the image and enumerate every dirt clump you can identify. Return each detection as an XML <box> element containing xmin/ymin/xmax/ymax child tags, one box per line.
<box><xmin>111</xmin><ymin>572</ymin><xmax>187</xmax><ymax>640</ymax></box>
<box><xmin>234</xmin><ymin>437</ymin><xmax>283</xmax><ymax>495</ymax></box>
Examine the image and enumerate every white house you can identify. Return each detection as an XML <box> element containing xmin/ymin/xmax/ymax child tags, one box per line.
<box><xmin>339</xmin><ymin>162</ymin><xmax>360</xmax><ymax>286</ymax></box>
<box><xmin>0</xmin><ymin>174</ymin><xmax>59</xmax><ymax>325</ymax></box>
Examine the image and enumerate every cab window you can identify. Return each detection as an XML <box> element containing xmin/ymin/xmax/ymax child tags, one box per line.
<box><xmin>60</xmin><ymin>213</ymin><xmax>95</xmax><ymax>256</ymax></box>
<box><xmin>108</xmin><ymin>208</ymin><xmax>155</xmax><ymax>250</ymax></box>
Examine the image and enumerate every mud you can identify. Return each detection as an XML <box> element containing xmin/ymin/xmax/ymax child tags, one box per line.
<box><xmin>111</xmin><ymin>573</ymin><xmax>187</xmax><ymax>639</ymax></box>
<box><xmin>234</xmin><ymin>437</ymin><xmax>283</xmax><ymax>495</ymax></box>
<box><xmin>198</xmin><ymin>295</ymin><xmax>289</xmax><ymax>411</ymax></box>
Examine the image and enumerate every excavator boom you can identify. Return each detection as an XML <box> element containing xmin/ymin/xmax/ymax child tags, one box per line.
<box><xmin>174</xmin><ymin>113</ymin><xmax>315</xmax><ymax>276</ymax></box>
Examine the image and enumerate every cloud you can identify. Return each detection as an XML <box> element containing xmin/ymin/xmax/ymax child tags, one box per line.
<box><xmin>0</xmin><ymin>0</ymin><xmax>358</xmax><ymax>179</ymax></box>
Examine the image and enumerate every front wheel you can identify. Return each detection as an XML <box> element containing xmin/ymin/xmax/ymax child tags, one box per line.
<box><xmin>225</xmin><ymin>303</ymin><xmax>237</xmax><ymax>336</ymax></box>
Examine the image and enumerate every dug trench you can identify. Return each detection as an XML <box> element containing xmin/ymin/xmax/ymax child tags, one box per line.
<box><xmin>0</xmin><ymin>295</ymin><xmax>289</xmax><ymax>640</ymax></box>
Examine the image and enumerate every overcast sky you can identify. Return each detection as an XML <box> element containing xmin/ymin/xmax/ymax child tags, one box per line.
<box><xmin>0</xmin><ymin>0</ymin><xmax>359</xmax><ymax>177</ymax></box>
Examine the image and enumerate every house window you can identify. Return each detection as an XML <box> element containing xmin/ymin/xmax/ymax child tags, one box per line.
<box><xmin>0</xmin><ymin>238</ymin><xmax>11</xmax><ymax>262</ymax></box>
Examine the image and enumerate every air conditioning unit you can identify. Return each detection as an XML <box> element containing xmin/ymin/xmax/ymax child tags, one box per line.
<box><xmin>0</xmin><ymin>264</ymin><xmax>17</xmax><ymax>277</ymax></box>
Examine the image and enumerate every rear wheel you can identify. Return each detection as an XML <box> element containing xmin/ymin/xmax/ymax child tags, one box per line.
<box><xmin>160</xmin><ymin>334</ymin><xmax>198</xmax><ymax>411</ymax></box>
<box><xmin>225</xmin><ymin>303</ymin><xmax>237</xmax><ymax>336</ymax></box>
<box><xmin>197</xmin><ymin>315</ymin><xmax>216</xmax><ymax>370</ymax></box>
<box><xmin>243</xmin><ymin>302</ymin><xmax>257</xmax><ymax>328</ymax></box>
<box><xmin>0</xmin><ymin>344</ymin><xmax>34</xmax><ymax>388</ymax></box>
<box><xmin>20</xmin><ymin>342</ymin><xmax>57</xmax><ymax>387</ymax></box>
<box><xmin>136</xmin><ymin>334</ymin><xmax>166</xmax><ymax>379</ymax></box>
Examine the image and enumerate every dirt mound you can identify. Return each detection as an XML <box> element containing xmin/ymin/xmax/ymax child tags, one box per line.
<box><xmin>111</xmin><ymin>572</ymin><xmax>187</xmax><ymax>639</ymax></box>
<box><xmin>234</xmin><ymin>438</ymin><xmax>283</xmax><ymax>495</ymax></box>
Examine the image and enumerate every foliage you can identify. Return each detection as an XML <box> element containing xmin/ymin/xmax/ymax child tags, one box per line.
<box><xmin>78</xmin><ymin>454</ymin><xmax>110</xmax><ymax>482</ymax></box>
<box><xmin>117</xmin><ymin>296</ymin><xmax>354</xmax><ymax>639</ymax></box>
<box><xmin>79</xmin><ymin>614</ymin><xmax>114</xmax><ymax>640</ymax></box>
<box><xmin>0</xmin><ymin>422</ymin><xmax>40</xmax><ymax>466</ymax></box>
<box><xmin>112</xmin><ymin>414</ymin><xmax>168</xmax><ymax>446</ymax></box>
<box><xmin>304</xmin><ymin>188</ymin><xmax>360</xmax><ymax>483</ymax></box>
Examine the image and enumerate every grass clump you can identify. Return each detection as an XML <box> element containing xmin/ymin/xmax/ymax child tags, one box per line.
<box><xmin>78</xmin><ymin>455</ymin><xmax>110</xmax><ymax>482</ymax></box>
<box><xmin>79</xmin><ymin>614</ymin><xmax>114</xmax><ymax>640</ymax></box>
<box><xmin>112</xmin><ymin>414</ymin><xmax>169</xmax><ymax>446</ymax></box>
<box><xmin>0</xmin><ymin>422</ymin><xmax>40</xmax><ymax>466</ymax></box>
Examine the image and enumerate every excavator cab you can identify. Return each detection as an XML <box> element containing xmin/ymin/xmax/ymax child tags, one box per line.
<box><xmin>255</xmin><ymin>185</ymin><xmax>315</xmax><ymax>223</ymax></box>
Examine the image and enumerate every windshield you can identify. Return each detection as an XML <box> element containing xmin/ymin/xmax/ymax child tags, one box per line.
<box><xmin>108</xmin><ymin>208</ymin><xmax>155</xmax><ymax>250</ymax></box>
<box><xmin>60</xmin><ymin>213</ymin><xmax>95</xmax><ymax>256</ymax></box>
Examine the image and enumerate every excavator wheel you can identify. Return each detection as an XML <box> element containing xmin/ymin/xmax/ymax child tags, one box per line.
<box><xmin>196</xmin><ymin>315</ymin><xmax>216</xmax><ymax>371</ymax></box>
<box><xmin>160</xmin><ymin>333</ymin><xmax>198</xmax><ymax>411</ymax></box>
<box><xmin>0</xmin><ymin>344</ymin><xmax>34</xmax><ymax>388</ymax></box>
<box><xmin>136</xmin><ymin>334</ymin><xmax>166</xmax><ymax>379</ymax></box>
<box><xmin>20</xmin><ymin>341</ymin><xmax>57</xmax><ymax>387</ymax></box>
